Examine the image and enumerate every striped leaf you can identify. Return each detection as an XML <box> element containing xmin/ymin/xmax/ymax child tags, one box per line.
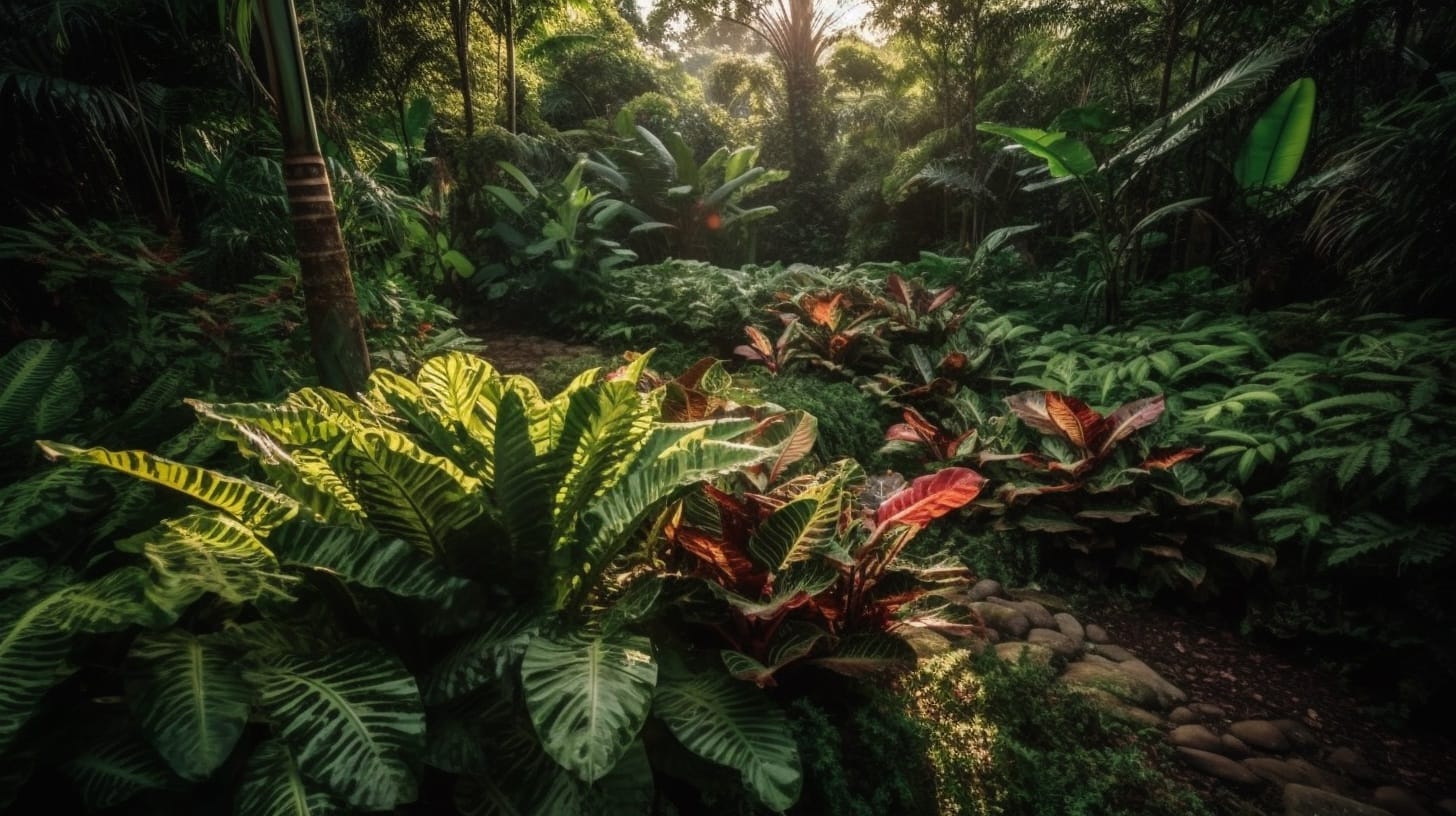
<box><xmin>36</xmin><ymin>441</ymin><xmax>299</xmax><ymax>533</ymax></box>
<box><xmin>809</xmin><ymin>633</ymin><xmax>917</xmax><ymax>677</ymax></box>
<box><xmin>244</xmin><ymin>643</ymin><xmax>425</xmax><ymax>810</ymax></box>
<box><xmin>140</xmin><ymin>510</ymin><xmax>296</xmax><ymax>610</ymax></box>
<box><xmin>236</xmin><ymin>739</ymin><xmax>342</xmax><ymax>816</ymax></box>
<box><xmin>521</xmin><ymin>628</ymin><xmax>658</xmax><ymax>784</ymax></box>
<box><xmin>653</xmin><ymin>666</ymin><xmax>801</xmax><ymax>812</ymax></box>
<box><xmin>335</xmin><ymin>428</ymin><xmax>483</xmax><ymax>557</ymax></box>
<box><xmin>0</xmin><ymin>558</ymin><xmax>48</xmax><ymax>591</ymax></box>
<box><xmin>268</xmin><ymin>521</ymin><xmax>474</xmax><ymax>603</ymax></box>
<box><xmin>65</xmin><ymin>727</ymin><xmax>177</xmax><ymax>809</ymax></box>
<box><xmin>547</xmin><ymin>379</ymin><xmax>654</xmax><ymax>556</ymax></box>
<box><xmin>423</xmin><ymin>610</ymin><xmax>540</xmax><ymax>705</ymax></box>
<box><xmin>0</xmin><ymin>466</ymin><xmax>90</xmax><ymax>541</ymax></box>
<box><xmin>747</xmin><ymin>497</ymin><xmax>825</xmax><ymax>574</ymax></box>
<box><xmin>125</xmin><ymin>630</ymin><xmax>251</xmax><ymax>780</ymax></box>
<box><xmin>415</xmin><ymin>352</ymin><xmax>497</xmax><ymax>444</ymax></box>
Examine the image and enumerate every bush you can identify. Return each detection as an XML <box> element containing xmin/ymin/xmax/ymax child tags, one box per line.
<box><xmin>757</xmin><ymin>373</ymin><xmax>892</xmax><ymax>467</ymax></box>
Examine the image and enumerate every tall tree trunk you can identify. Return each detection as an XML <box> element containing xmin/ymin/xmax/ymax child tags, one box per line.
<box><xmin>505</xmin><ymin>0</ymin><xmax>517</xmax><ymax>133</ymax></box>
<box><xmin>257</xmin><ymin>0</ymin><xmax>371</xmax><ymax>394</ymax></box>
<box><xmin>451</xmin><ymin>0</ymin><xmax>476</xmax><ymax>137</ymax></box>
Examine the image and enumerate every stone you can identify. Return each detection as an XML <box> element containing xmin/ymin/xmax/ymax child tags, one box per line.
<box><xmin>1010</xmin><ymin>588</ymin><xmax>1074</xmax><ymax>614</ymax></box>
<box><xmin>1372</xmin><ymin>787</ymin><xmax>1430</xmax><ymax>816</ymax></box>
<box><xmin>1283</xmin><ymin>784</ymin><xmax>1394</xmax><ymax>816</ymax></box>
<box><xmin>1243</xmin><ymin>757</ymin><xmax>1326</xmax><ymax>788</ymax></box>
<box><xmin>989</xmin><ymin>598</ymin><xmax>1057</xmax><ymax>629</ymax></box>
<box><xmin>1093</xmin><ymin>644</ymin><xmax>1137</xmax><ymax>662</ymax></box>
<box><xmin>1286</xmin><ymin>759</ymin><xmax>1359</xmax><ymax>796</ymax></box>
<box><xmin>1054</xmin><ymin>612</ymin><xmax>1086</xmax><ymax>646</ymax></box>
<box><xmin>971</xmin><ymin>602</ymin><xmax>1031</xmax><ymax>640</ymax></box>
<box><xmin>1220</xmin><ymin>734</ymin><xmax>1253</xmax><ymax>759</ymax></box>
<box><xmin>1272</xmin><ymin>718</ymin><xmax>1323</xmax><ymax>751</ymax></box>
<box><xmin>1169</xmin><ymin>706</ymin><xmax>1202</xmax><ymax>725</ymax></box>
<box><xmin>1117</xmin><ymin>659</ymin><xmax>1188</xmax><ymax>709</ymax></box>
<box><xmin>1027</xmin><ymin>627</ymin><xmax>1081</xmax><ymax>658</ymax></box>
<box><xmin>1328</xmin><ymin>747</ymin><xmax>1381</xmax><ymax>784</ymax></box>
<box><xmin>1081</xmin><ymin>653</ymin><xmax>1118</xmax><ymax>667</ymax></box>
<box><xmin>1060</xmin><ymin>660</ymin><xmax>1161</xmax><ymax>709</ymax></box>
<box><xmin>1190</xmin><ymin>702</ymin><xmax>1227</xmax><ymax>719</ymax></box>
<box><xmin>1229</xmin><ymin>719</ymin><xmax>1292</xmax><ymax>752</ymax></box>
<box><xmin>1168</xmin><ymin>724</ymin><xmax>1224</xmax><ymax>753</ymax></box>
<box><xmin>984</xmin><ymin>628</ymin><xmax>1001</xmax><ymax>644</ymax></box>
<box><xmin>1175</xmin><ymin>747</ymin><xmax>1263</xmax><ymax>786</ymax></box>
<box><xmin>1085</xmin><ymin>623</ymin><xmax>1111</xmax><ymax>644</ymax></box>
<box><xmin>1068</xmin><ymin>686</ymin><xmax>1163</xmax><ymax>729</ymax></box>
<box><xmin>902</xmin><ymin>627</ymin><xmax>953</xmax><ymax>658</ymax></box>
<box><xmin>968</xmin><ymin>578</ymin><xmax>1003</xmax><ymax>602</ymax></box>
<box><xmin>994</xmin><ymin>641</ymin><xmax>1055</xmax><ymax>667</ymax></box>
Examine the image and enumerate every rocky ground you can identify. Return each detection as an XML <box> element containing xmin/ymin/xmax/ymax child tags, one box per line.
<box><xmin>915</xmin><ymin>581</ymin><xmax>1456</xmax><ymax>816</ymax></box>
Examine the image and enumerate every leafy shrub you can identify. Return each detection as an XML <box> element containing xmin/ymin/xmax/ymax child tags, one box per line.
<box><xmin>788</xmin><ymin>689</ymin><xmax>935</xmax><ymax>816</ymax></box>
<box><xmin>757</xmin><ymin>374</ymin><xmax>893</xmax><ymax>467</ymax></box>
<box><xmin>11</xmin><ymin>353</ymin><xmax>815</xmax><ymax>813</ymax></box>
<box><xmin>895</xmin><ymin>649</ymin><xmax>1211</xmax><ymax>816</ymax></box>
<box><xmin>596</xmin><ymin>260</ymin><xmax>763</xmax><ymax>349</ymax></box>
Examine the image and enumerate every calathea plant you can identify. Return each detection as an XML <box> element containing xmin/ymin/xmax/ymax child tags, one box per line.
<box><xmin>12</xmin><ymin>352</ymin><xmax>813</xmax><ymax>814</ymax></box>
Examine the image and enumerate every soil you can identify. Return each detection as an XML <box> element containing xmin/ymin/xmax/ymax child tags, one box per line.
<box><xmin>1089</xmin><ymin>599</ymin><xmax>1456</xmax><ymax>811</ymax></box>
<box><xmin>465</xmin><ymin>323</ymin><xmax>608</xmax><ymax>376</ymax></box>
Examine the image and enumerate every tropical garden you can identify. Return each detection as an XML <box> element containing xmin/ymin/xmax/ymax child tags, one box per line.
<box><xmin>1</xmin><ymin>0</ymin><xmax>1453</xmax><ymax>814</ymax></box>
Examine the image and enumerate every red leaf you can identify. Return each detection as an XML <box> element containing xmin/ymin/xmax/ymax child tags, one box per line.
<box><xmin>924</xmin><ymin>286</ymin><xmax>957</xmax><ymax>313</ymax></box>
<box><xmin>1004</xmin><ymin>391</ymin><xmax>1062</xmax><ymax>437</ymax></box>
<box><xmin>886</xmin><ymin>273</ymin><xmax>911</xmax><ymax>307</ymax></box>
<box><xmin>673</xmin><ymin>357</ymin><xmax>718</xmax><ymax>389</ymax></box>
<box><xmin>806</xmin><ymin>293</ymin><xmax>844</xmax><ymax>327</ymax></box>
<box><xmin>876</xmin><ymin>467</ymin><xmax>987</xmax><ymax>527</ymax></box>
<box><xmin>1141</xmin><ymin>446</ymin><xmax>1203</xmax><ymax>470</ymax></box>
<box><xmin>1045</xmin><ymin>391</ymin><xmax>1103</xmax><ymax>451</ymax></box>
<box><xmin>884</xmin><ymin>423</ymin><xmax>923</xmax><ymax>443</ymax></box>
<box><xmin>1096</xmin><ymin>394</ymin><xmax>1166</xmax><ymax>455</ymax></box>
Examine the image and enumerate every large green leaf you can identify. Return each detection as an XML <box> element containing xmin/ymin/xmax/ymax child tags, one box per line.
<box><xmin>1235</xmin><ymin>77</ymin><xmax>1316</xmax><ymax>191</ymax></box>
<box><xmin>139</xmin><ymin>510</ymin><xmax>296</xmax><ymax>610</ymax></box>
<box><xmin>0</xmin><ymin>568</ymin><xmax>158</xmax><ymax>752</ymax></box>
<box><xmin>808</xmin><ymin>633</ymin><xmax>917</xmax><ymax>677</ymax></box>
<box><xmin>37</xmin><ymin>441</ymin><xmax>299</xmax><ymax>533</ymax></box>
<box><xmin>236</xmin><ymin>739</ymin><xmax>342</xmax><ymax>816</ymax></box>
<box><xmin>423</xmin><ymin>611</ymin><xmax>541</xmax><ymax>705</ymax></box>
<box><xmin>747</xmin><ymin>497</ymin><xmax>825</xmax><ymax>574</ymax></box>
<box><xmin>125</xmin><ymin>630</ymin><xmax>251</xmax><ymax>780</ymax></box>
<box><xmin>335</xmin><ymin>428</ymin><xmax>483</xmax><ymax>557</ymax></box>
<box><xmin>977</xmin><ymin>124</ymin><xmax>1096</xmax><ymax>178</ymax></box>
<box><xmin>244</xmin><ymin>643</ymin><xmax>426</xmax><ymax>810</ymax></box>
<box><xmin>268</xmin><ymin>521</ymin><xmax>475</xmax><ymax>603</ymax></box>
<box><xmin>521</xmin><ymin>629</ymin><xmax>658</xmax><ymax>783</ymax></box>
<box><xmin>65</xmin><ymin>727</ymin><xmax>177</xmax><ymax>809</ymax></box>
<box><xmin>653</xmin><ymin>666</ymin><xmax>801</xmax><ymax>812</ymax></box>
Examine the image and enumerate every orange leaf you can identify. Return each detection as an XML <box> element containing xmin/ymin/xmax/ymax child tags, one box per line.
<box><xmin>1141</xmin><ymin>446</ymin><xmax>1203</xmax><ymax>470</ymax></box>
<box><xmin>876</xmin><ymin>467</ymin><xmax>987</xmax><ymax>527</ymax></box>
<box><xmin>1045</xmin><ymin>391</ymin><xmax>1103</xmax><ymax>451</ymax></box>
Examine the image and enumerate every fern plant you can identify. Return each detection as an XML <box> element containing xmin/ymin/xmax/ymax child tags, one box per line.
<box><xmin>8</xmin><ymin>352</ymin><xmax>819</xmax><ymax>814</ymax></box>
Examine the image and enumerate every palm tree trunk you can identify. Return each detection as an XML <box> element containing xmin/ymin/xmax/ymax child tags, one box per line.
<box><xmin>257</xmin><ymin>0</ymin><xmax>371</xmax><ymax>394</ymax></box>
<box><xmin>505</xmin><ymin>0</ymin><xmax>517</xmax><ymax>133</ymax></box>
<box><xmin>450</xmin><ymin>0</ymin><xmax>476</xmax><ymax>137</ymax></box>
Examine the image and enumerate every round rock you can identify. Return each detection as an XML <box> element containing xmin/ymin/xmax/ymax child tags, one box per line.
<box><xmin>1054</xmin><ymin>612</ymin><xmax>1086</xmax><ymax>646</ymax></box>
<box><xmin>1027</xmin><ymin>627</ymin><xmax>1081</xmax><ymax>658</ymax></box>
<box><xmin>1118</xmin><ymin>659</ymin><xmax>1188</xmax><ymax>708</ymax></box>
<box><xmin>971</xmin><ymin>602</ymin><xmax>1031</xmax><ymax>640</ymax></box>
<box><xmin>1220</xmin><ymin>734</ymin><xmax>1253</xmax><ymax>759</ymax></box>
<box><xmin>1190</xmin><ymin>702</ymin><xmax>1227</xmax><ymax>719</ymax></box>
<box><xmin>1061</xmin><ymin>660</ymin><xmax>1161</xmax><ymax>709</ymax></box>
<box><xmin>1011</xmin><ymin>588</ymin><xmax>1074</xmax><ymax>614</ymax></box>
<box><xmin>1328</xmin><ymin>747</ymin><xmax>1381</xmax><ymax>784</ymax></box>
<box><xmin>1168</xmin><ymin>724</ymin><xmax>1224</xmax><ymax>753</ymax></box>
<box><xmin>1093</xmin><ymin>644</ymin><xmax>1137</xmax><ymax>662</ymax></box>
<box><xmin>1272</xmin><ymin>718</ymin><xmax>1322</xmax><ymax>751</ymax></box>
<box><xmin>968</xmin><ymin>578</ymin><xmax>1003</xmax><ymax>602</ymax></box>
<box><xmin>1243</xmin><ymin>757</ymin><xmax>1326</xmax><ymax>788</ymax></box>
<box><xmin>1068</xmin><ymin>686</ymin><xmax>1163</xmax><ymax>729</ymax></box>
<box><xmin>990</xmin><ymin>598</ymin><xmax>1057</xmax><ymax>630</ymax></box>
<box><xmin>1229</xmin><ymin>719</ymin><xmax>1292</xmax><ymax>752</ymax></box>
<box><xmin>1283</xmin><ymin>784</ymin><xmax>1395</xmax><ymax>816</ymax></box>
<box><xmin>1085</xmin><ymin>623</ymin><xmax>1111</xmax><ymax>644</ymax></box>
<box><xmin>1169</xmin><ymin>706</ymin><xmax>1202</xmax><ymax>725</ymax></box>
<box><xmin>1175</xmin><ymin>747</ymin><xmax>1263</xmax><ymax>786</ymax></box>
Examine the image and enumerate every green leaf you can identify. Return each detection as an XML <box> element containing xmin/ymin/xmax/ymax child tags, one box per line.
<box><xmin>808</xmin><ymin>633</ymin><xmax>916</xmax><ymax>677</ymax></box>
<box><xmin>1235</xmin><ymin>78</ymin><xmax>1316</xmax><ymax>191</ymax></box>
<box><xmin>37</xmin><ymin>441</ymin><xmax>299</xmax><ymax>533</ymax></box>
<box><xmin>521</xmin><ymin>629</ymin><xmax>658</xmax><ymax>783</ymax></box>
<box><xmin>236</xmin><ymin>739</ymin><xmax>341</xmax><ymax>816</ymax></box>
<box><xmin>126</xmin><ymin>630</ymin><xmax>251</xmax><ymax>780</ymax></box>
<box><xmin>0</xmin><ymin>339</ymin><xmax>70</xmax><ymax>441</ymax></box>
<box><xmin>653</xmin><ymin>666</ymin><xmax>801</xmax><ymax>812</ymax></box>
<box><xmin>336</xmin><ymin>428</ymin><xmax>484</xmax><ymax>557</ymax></box>
<box><xmin>140</xmin><ymin>510</ymin><xmax>296</xmax><ymax>611</ymax></box>
<box><xmin>423</xmin><ymin>611</ymin><xmax>540</xmax><ymax>705</ymax></box>
<box><xmin>978</xmin><ymin>124</ymin><xmax>1096</xmax><ymax>178</ymax></box>
<box><xmin>65</xmin><ymin>728</ymin><xmax>177</xmax><ymax>809</ymax></box>
<box><xmin>747</xmin><ymin>497</ymin><xmax>824</xmax><ymax>574</ymax></box>
<box><xmin>244</xmin><ymin>643</ymin><xmax>425</xmax><ymax>810</ymax></box>
<box><xmin>268</xmin><ymin>521</ymin><xmax>475</xmax><ymax>603</ymax></box>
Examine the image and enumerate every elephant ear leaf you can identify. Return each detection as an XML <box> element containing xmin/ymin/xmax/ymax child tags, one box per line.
<box><xmin>236</xmin><ymin>739</ymin><xmax>342</xmax><ymax>816</ymax></box>
<box><xmin>521</xmin><ymin>628</ymin><xmax>658</xmax><ymax>784</ymax></box>
<box><xmin>243</xmin><ymin>643</ymin><xmax>425</xmax><ymax>811</ymax></box>
<box><xmin>653</xmin><ymin>665</ymin><xmax>801</xmax><ymax>812</ymax></box>
<box><xmin>65</xmin><ymin>727</ymin><xmax>178</xmax><ymax>809</ymax></box>
<box><xmin>1235</xmin><ymin>77</ymin><xmax>1316</xmax><ymax>192</ymax></box>
<box><xmin>126</xmin><ymin>630</ymin><xmax>252</xmax><ymax>781</ymax></box>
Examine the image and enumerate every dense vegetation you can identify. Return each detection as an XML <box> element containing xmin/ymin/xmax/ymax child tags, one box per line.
<box><xmin>2</xmin><ymin>0</ymin><xmax>1453</xmax><ymax>813</ymax></box>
